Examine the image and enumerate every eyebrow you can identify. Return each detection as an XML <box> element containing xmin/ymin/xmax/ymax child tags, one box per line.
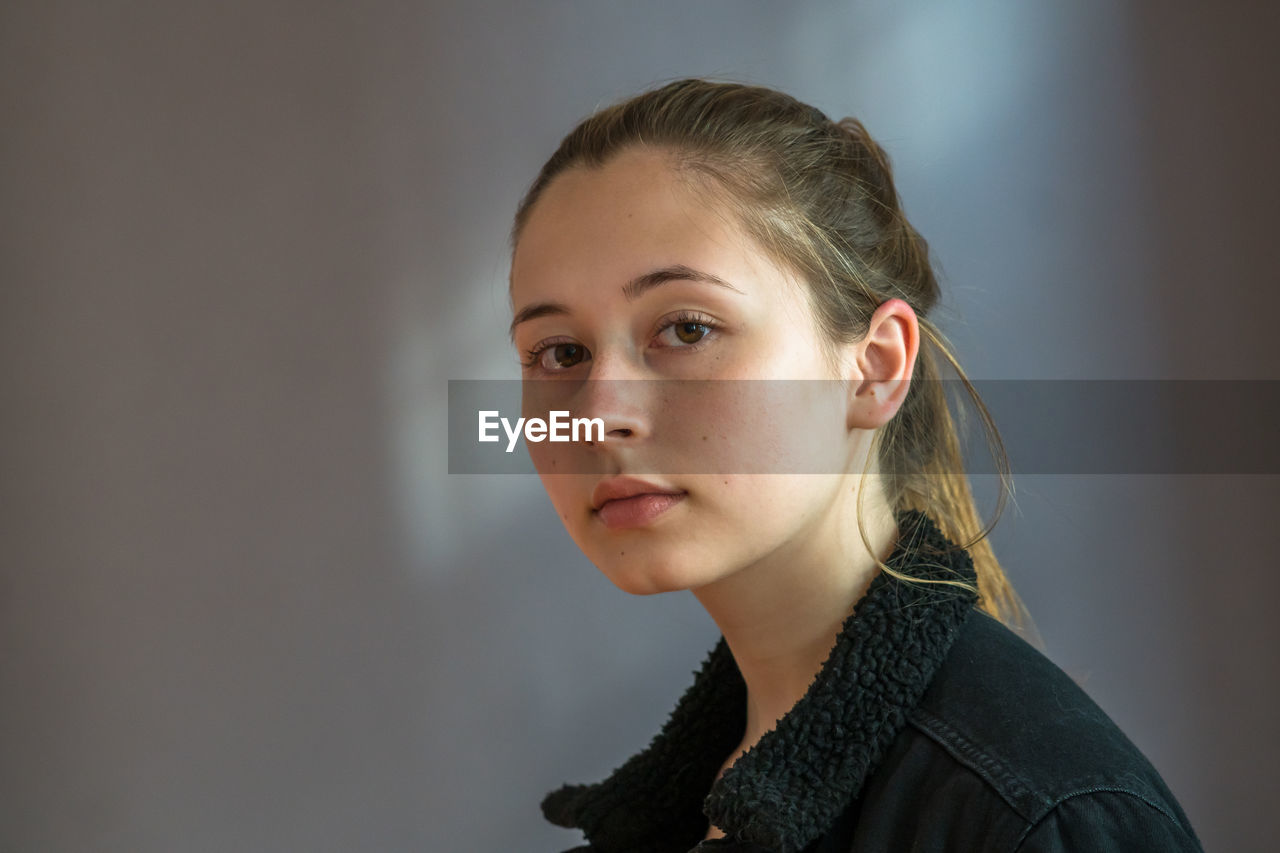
<box><xmin>508</xmin><ymin>264</ymin><xmax>743</xmax><ymax>341</ymax></box>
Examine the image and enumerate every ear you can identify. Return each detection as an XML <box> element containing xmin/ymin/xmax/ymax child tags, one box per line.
<box><xmin>842</xmin><ymin>298</ymin><xmax>919</xmax><ymax>429</ymax></box>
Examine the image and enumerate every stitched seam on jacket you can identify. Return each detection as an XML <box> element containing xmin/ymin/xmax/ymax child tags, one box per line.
<box><xmin>1011</xmin><ymin>787</ymin><xmax>1200</xmax><ymax>850</ymax></box>
<box><xmin>908</xmin><ymin>706</ymin><xmax>1045</xmax><ymax>821</ymax></box>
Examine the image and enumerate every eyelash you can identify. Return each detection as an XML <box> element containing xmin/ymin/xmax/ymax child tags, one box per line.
<box><xmin>519</xmin><ymin>311</ymin><xmax>720</xmax><ymax>372</ymax></box>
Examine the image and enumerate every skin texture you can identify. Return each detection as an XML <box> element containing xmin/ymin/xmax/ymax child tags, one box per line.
<box><xmin>509</xmin><ymin>145</ymin><xmax>921</xmax><ymax>840</ymax></box>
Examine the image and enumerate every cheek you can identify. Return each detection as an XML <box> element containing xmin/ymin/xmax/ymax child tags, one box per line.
<box><xmin>657</xmin><ymin>380</ymin><xmax>849</xmax><ymax>476</ymax></box>
<box><xmin>711</xmin><ymin>475</ymin><xmax>834</xmax><ymax>529</ymax></box>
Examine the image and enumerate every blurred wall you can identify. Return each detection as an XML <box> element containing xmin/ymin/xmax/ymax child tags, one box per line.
<box><xmin>2</xmin><ymin>1</ymin><xmax>1276</xmax><ymax>851</ymax></box>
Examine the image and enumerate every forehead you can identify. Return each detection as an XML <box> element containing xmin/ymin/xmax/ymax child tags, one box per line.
<box><xmin>510</xmin><ymin>146</ymin><xmax>778</xmax><ymax>298</ymax></box>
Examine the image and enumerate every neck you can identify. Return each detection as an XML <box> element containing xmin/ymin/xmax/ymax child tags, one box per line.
<box><xmin>691</xmin><ymin>488</ymin><xmax>900</xmax><ymax>750</ymax></box>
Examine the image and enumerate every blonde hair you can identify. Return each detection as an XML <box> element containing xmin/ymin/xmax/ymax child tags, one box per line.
<box><xmin>511</xmin><ymin>78</ymin><xmax>1028</xmax><ymax>629</ymax></box>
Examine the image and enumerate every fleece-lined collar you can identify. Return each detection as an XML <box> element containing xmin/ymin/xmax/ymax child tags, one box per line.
<box><xmin>541</xmin><ymin>508</ymin><xmax>980</xmax><ymax>853</ymax></box>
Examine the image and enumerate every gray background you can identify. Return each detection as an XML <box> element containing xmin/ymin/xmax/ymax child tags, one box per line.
<box><xmin>2</xmin><ymin>1</ymin><xmax>1276</xmax><ymax>851</ymax></box>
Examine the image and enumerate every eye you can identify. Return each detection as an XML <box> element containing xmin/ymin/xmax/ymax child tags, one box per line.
<box><xmin>654</xmin><ymin>312</ymin><xmax>717</xmax><ymax>348</ymax></box>
<box><xmin>521</xmin><ymin>340</ymin><xmax>590</xmax><ymax>372</ymax></box>
<box><xmin>519</xmin><ymin>312</ymin><xmax>719</xmax><ymax>373</ymax></box>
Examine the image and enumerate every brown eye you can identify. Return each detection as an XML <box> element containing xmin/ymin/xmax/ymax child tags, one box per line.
<box><xmin>550</xmin><ymin>343</ymin><xmax>586</xmax><ymax>368</ymax></box>
<box><xmin>673</xmin><ymin>322</ymin><xmax>709</xmax><ymax>344</ymax></box>
<box><xmin>656</xmin><ymin>315</ymin><xmax>716</xmax><ymax>348</ymax></box>
<box><xmin>522</xmin><ymin>339</ymin><xmax>590</xmax><ymax>372</ymax></box>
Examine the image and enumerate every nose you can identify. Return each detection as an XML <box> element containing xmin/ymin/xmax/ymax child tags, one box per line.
<box><xmin>576</xmin><ymin>352</ymin><xmax>652</xmax><ymax>446</ymax></box>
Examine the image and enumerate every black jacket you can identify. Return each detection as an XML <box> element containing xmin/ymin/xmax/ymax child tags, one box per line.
<box><xmin>540</xmin><ymin>510</ymin><xmax>1203</xmax><ymax>852</ymax></box>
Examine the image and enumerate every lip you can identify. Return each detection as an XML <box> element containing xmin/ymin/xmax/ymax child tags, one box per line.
<box><xmin>591</xmin><ymin>476</ymin><xmax>685</xmax><ymax>511</ymax></box>
<box><xmin>591</xmin><ymin>476</ymin><xmax>687</xmax><ymax>530</ymax></box>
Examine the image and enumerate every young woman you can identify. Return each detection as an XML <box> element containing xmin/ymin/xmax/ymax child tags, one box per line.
<box><xmin>507</xmin><ymin>79</ymin><xmax>1203</xmax><ymax>852</ymax></box>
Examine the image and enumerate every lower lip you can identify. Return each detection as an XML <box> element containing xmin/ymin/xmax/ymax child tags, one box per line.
<box><xmin>595</xmin><ymin>493</ymin><xmax>686</xmax><ymax>530</ymax></box>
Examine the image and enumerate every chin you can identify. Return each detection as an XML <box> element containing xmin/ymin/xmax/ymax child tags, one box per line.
<box><xmin>595</xmin><ymin>553</ymin><xmax>710</xmax><ymax>596</ymax></box>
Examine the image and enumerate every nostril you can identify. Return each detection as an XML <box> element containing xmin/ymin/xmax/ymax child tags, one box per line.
<box><xmin>588</xmin><ymin>428</ymin><xmax>632</xmax><ymax>446</ymax></box>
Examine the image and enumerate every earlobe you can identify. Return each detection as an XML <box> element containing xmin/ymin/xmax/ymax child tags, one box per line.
<box><xmin>846</xmin><ymin>378</ymin><xmax>899</xmax><ymax>430</ymax></box>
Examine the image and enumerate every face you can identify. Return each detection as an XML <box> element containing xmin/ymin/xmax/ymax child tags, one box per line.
<box><xmin>509</xmin><ymin>146</ymin><xmax>873</xmax><ymax>596</ymax></box>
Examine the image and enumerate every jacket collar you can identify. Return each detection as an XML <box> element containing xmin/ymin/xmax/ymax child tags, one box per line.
<box><xmin>541</xmin><ymin>508</ymin><xmax>979</xmax><ymax>853</ymax></box>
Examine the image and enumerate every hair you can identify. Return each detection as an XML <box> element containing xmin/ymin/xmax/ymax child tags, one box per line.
<box><xmin>510</xmin><ymin>78</ymin><xmax>1028</xmax><ymax>630</ymax></box>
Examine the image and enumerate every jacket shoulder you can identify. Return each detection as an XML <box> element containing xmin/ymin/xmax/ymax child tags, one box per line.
<box><xmin>906</xmin><ymin>610</ymin><xmax>1200</xmax><ymax>843</ymax></box>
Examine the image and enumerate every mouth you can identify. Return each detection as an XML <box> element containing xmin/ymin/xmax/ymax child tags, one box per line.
<box><xmin>594</xmin><ymin>492</ymin><xmax>687</xmax><ymax>530</ymax></box>
<box><xmin>590</xmin><ymin>476</ymin><xmax>687</xmax><ymax>530</ymax></box>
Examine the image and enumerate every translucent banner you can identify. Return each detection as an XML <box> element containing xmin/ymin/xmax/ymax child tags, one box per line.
<box><xmin>447</xmin><ymin>379</ymin><xmax>1280</xmax><ymax>475</ymax></box>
